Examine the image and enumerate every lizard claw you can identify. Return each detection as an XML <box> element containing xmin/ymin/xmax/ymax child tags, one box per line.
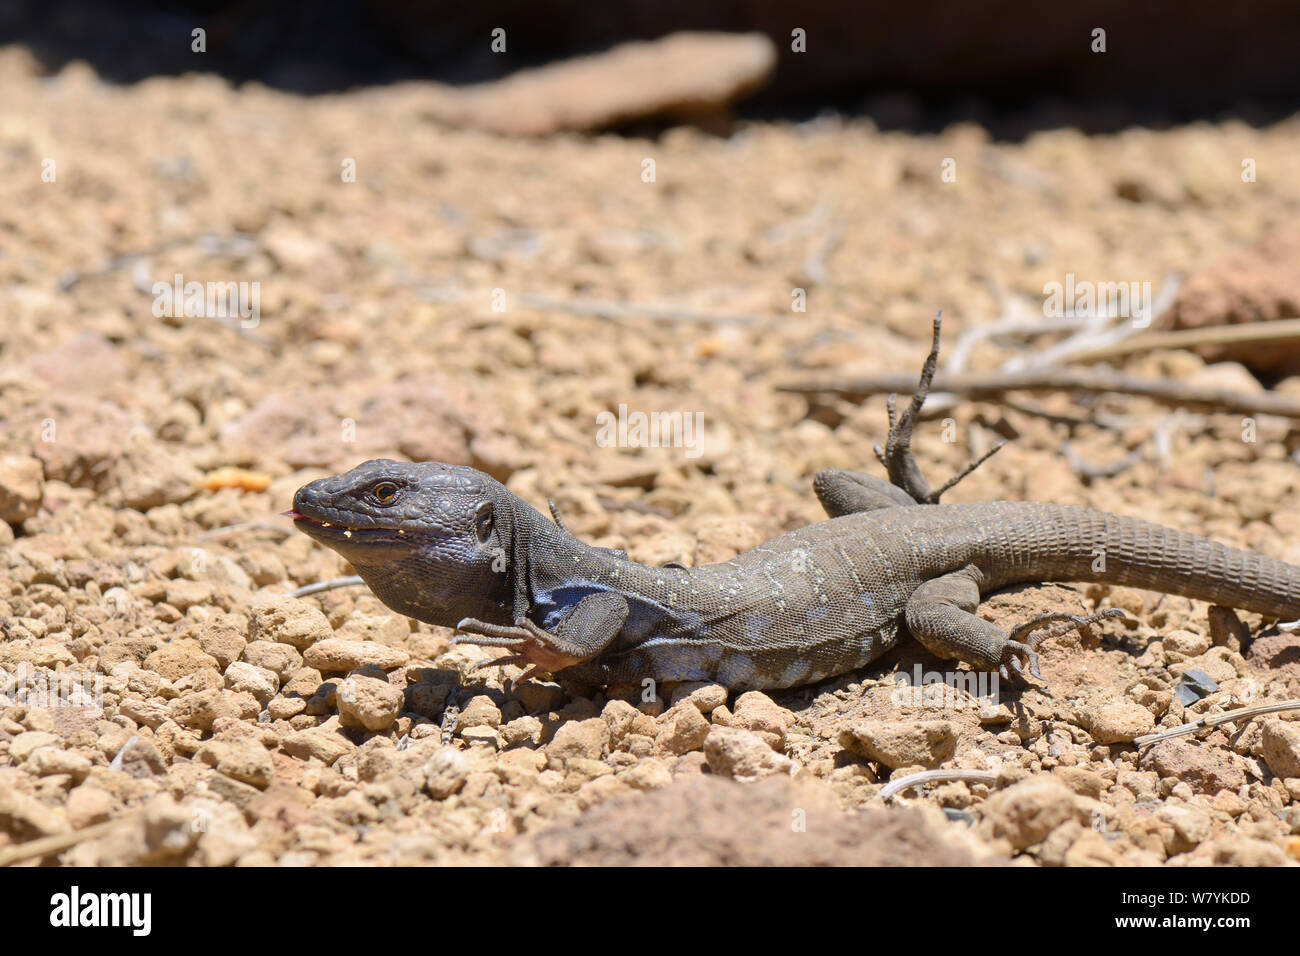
<box><xmin>1008</xmin><ymin>608</ymin><xmax>1127</xmax><ymax>650</ymax></box>
<box><xmin>1001</xmin><ymin>640</ymin><xmax>1043</xmax><ymax>683</ymax></box>
<box><xmin>470</xmin><ymin>654</ymin><xmax>527</xmax><ymax>672</ymax></box>
<box><xmin>452</xmin><ymin>634</ymin><xmax>525</xmax><ymax>648</ymax></box>
<box><xmin>999</xmin><ymin>608</ymin><xmax>1127</xmax><ymax>687</ymax></box>
<box><xmin>468</xmin><ymin>655</ymin><xmax>547</xmax><ymax>683</ymax></box>
<box><xmin>452</xmin><ymin>617</ymin><xmax>527</xmax><ymax>648</ymax></box>
<box><xmin>466</xmin><ymin>652</ymin><xmax>549</xmax><ymax>684</ymax></box>
<box><xmin>452</xmin><ymin>617</ymin><xmax>584</xmax><ymax>681</ymax></box>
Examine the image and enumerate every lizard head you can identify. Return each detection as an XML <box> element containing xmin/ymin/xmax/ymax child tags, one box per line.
<box><xmin>287</xmin><ymin>459</ymin><xmax>512</xmax><ymax>626</ymax></box>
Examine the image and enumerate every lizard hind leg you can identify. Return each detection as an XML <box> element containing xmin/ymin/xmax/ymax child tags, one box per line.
<box><xmin>813</xmin><ymin>469</ymin><xmax>919</xmax><ymax>516</ymax></box>
<box><xmin>905</xmin><ymin>567</ymin><xmax>1127</xmax><ymax>684</ymax></box>
<box><xmin>904</xmin><ymin>566</ymin><xmax>1016</xmax><ymax>674</ymax></box>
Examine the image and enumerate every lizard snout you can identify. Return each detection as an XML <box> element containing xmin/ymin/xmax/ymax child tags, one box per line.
<box><xmin>291</xmin><ymin>479</ymin><xmax>324</xmax><ymax>515</ymax></box>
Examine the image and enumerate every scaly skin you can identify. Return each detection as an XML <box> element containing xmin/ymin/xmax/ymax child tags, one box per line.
<box><xmin>287</xmin><ymin>316</ymin><xmax>1300</xmax><ymax>691</ymax></box>
<box><xmin>288</xmin><ymin>459</ymin><xmax>1300</xmax><ymax>691</ymax></box>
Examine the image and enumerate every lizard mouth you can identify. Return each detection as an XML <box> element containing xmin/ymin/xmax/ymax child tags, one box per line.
<box><xmin>284</xmin><ymin>509</ymin><xmax>333</xmax><ymax>528</ymax></box>
<box><xmin>282</xmin><ymin>510</ymin><xmax>398</xmax><ymax>539</ymax></box>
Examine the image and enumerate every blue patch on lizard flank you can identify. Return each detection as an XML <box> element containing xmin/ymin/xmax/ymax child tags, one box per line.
<box><xmin>780</xmin><ymin>660</ymin><xmax>811</xmax><ymax>685</ymax></box>
<box><xmin>532</xmin><ymin>582</ymin><xmax>706</xmax><ymax>645</ymax></box>
<box><xmin>638</xmin><ymin>646</ymin><xmax>713</xmax><ymax>682</ymax></box>
<box><xmin>716</xmin><ymin>653</ymin><xmax>756</xmax><ymax>686</ymax></box>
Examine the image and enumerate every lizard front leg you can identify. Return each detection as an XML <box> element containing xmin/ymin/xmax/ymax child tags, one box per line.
<box><xmin>904</xmin><ymin>565</ymin><xmax>1125</xmax><ymax>682</ymax></box>
<box><xmin>453</xmin><ymin>591</ymin><xmax>629</xmax><ymax>682</ymax></box>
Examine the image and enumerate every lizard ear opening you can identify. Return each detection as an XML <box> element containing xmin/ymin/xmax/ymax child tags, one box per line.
<box><xmin>474</xmin><ymin>501</ymin><xmax>494</xmax><ymax>544</ymax></box>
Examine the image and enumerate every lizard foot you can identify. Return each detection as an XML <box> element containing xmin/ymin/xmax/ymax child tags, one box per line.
<box><xmin>998</xmin><ymin>608</ymin><xmax>1129</xmax><ymax>683</ymax></box>
<box><xmin>452</xmin><ymin>617</ymin><xmax>585</xmax><ymax>682</ymax></box>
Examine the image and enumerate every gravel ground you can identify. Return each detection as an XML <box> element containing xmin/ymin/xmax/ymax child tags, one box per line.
<box><xmin>2</xmin><ymin>46</ymin><xmax>1300</xmax><ymax>866</ymax></box>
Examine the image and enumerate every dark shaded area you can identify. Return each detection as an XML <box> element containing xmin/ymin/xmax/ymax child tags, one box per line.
<box><xmin>5</xmin><ymin>0</ymin><xmax>1300</xmax><ymax>134</ymax></box>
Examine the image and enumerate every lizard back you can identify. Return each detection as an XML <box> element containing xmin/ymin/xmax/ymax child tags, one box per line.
<box><xmin>550</xmin><ymin>500</ymin><xmax>1300</xmax><ymax>689</ymax></box>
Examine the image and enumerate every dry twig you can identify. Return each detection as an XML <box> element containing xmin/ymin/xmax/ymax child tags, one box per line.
<box><xmin>880</xmin><ymin>768</ymin><xmax>999</xmax><ymax>801</ymax></box>
<box><xmin>779</xmin><ymin>366</ymin><xmax>1300</xmax><ymax>420</ymax></box>
<box><xmin>285</xmin><ymin>576</ymin><xmax>365</xmax><ymax>599</ymax></box>
<box><xmin>1134</xmin><ymin>699</ymin><xmax>1300</xmax><ymax>747</ymax></box>
<box><xmin>0</xmin><ymin>813</ymin><xmax>139</xmax><ymax>867</ymax></box>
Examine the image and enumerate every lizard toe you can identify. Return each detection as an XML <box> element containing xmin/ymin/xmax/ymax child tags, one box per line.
<box><xmin>471</xmin><ymin>654</ymin><xmax>528</xmax><ymax>672</ymax></box>
<box><xmin>1003</xmin><ymin>640</ymin><xmax>1043</xmax><ymax>683</ymax></box>
<box><xmin>451</xmin><ymin>633</ymin><xmax>525</xmax><ymax>649</ymax></box>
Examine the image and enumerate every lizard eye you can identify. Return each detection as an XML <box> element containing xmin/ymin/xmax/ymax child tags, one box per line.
<box><xmin>474</xmin><ymin>500</ymin><xmax>494</xmax><ymax>543</ymax></box>
<box><xmin>372</xmin><ymin>482</ymin><xmax>399</xmax><ymax>504</ymax></box>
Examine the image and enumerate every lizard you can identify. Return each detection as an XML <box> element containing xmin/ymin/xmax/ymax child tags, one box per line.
<box><xmin>286</xmin><ymin>316</ymin><xmax>1300</xmax><ymax>692</ymax></box>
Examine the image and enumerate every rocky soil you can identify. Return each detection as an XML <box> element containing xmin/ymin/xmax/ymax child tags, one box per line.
<box><xmin>2</xmin><ymin>46</ymin><xmax>1300</xmax><ymax>866</ymax></box>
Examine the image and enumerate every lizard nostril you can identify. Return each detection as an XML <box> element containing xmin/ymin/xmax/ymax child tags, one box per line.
<box><xmin>293</xmin><ymin>481</ymin><xmax>323</xmax><ymax>512</ymax></box>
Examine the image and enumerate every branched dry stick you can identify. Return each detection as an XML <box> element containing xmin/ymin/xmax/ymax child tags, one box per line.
<box><xmin>870</xmin><ymin>313</ymin><xmax>1008</xmax><ymax>502</ymax></box>
<box><xmin>779</xmin><ymin>366</ymin><xmax>1300</xmax><ymax>421</ymax></box>
<box><xmin>930</xmin><ymin>440</ymin><xmax>1009</xmax><ymax>499</ymax></box>
<box><xmin>56</xmin><ymin>232</ymin><xmax>259</xmax><ymax>290</ymax></box>
<box><xmin>995</xmin><ymin>398</ymin><xmax>1122</xmax><ymax>428</ymax></box>
<box><xmin>763</xmin><ymin>197</ymin><xmax>832</xmax><ymax>244</ymax></box>
<box><xmin>58</xmin><ymin>233</ymin><xmax>274</xmax><ymax>350</ymax></box>
<box><xmin>947</xmin><ymin>314</ymin><xmax>1094</xmax><ymax>375</ymax></box>
<box><xmin>1134</xmin><ymin>699</ymin><xmax>1300</xmax><ymax>747</ymax></box>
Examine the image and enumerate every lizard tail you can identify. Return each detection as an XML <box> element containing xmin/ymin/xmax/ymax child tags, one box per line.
<box><xmin>981</xmin><ymin>502</ymin><xmax>1300</xmax><ymax>619</ymax></box>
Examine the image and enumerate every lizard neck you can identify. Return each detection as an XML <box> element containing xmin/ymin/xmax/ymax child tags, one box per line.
<box><xmin>350</xmin><ymin>552</ymin><xmax>512</xmax><ymax>629</ymax></box>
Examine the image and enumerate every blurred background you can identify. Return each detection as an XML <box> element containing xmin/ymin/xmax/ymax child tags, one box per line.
<box><xmin>3</xmin><ymin>0</ymin><xmax>1300</xmax><ymax>869</ymax></box>
<box><xmin>8</xmin><ymin>0</ymin><xmax>1300</xmax><ymax>131</ymax></box>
